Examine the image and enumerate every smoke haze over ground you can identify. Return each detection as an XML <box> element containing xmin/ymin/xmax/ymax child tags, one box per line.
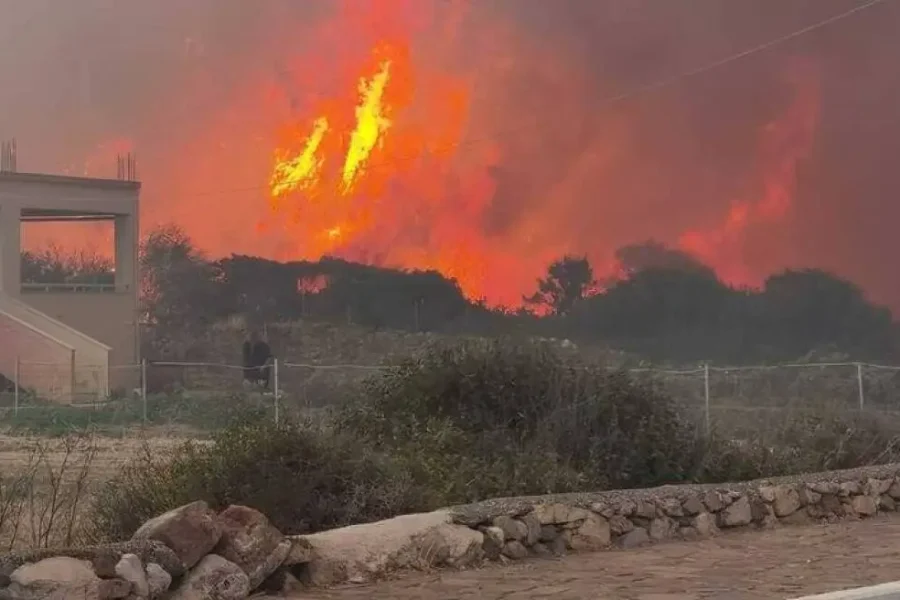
<box><xmin>1</xmin><ymin>0</ymin><xmax>898</xmax><ymax>308</ymax></box>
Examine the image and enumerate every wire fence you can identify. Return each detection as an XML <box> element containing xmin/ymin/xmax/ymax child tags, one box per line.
<box><xmin>3</xmin><ymin>359</ymin><xmax>900</xmax><ymax>435</ymax></box>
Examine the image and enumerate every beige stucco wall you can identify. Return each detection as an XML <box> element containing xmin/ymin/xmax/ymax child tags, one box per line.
<box><xmin>0</xmin><ymin>173</ymin><xmax>141</xmax><ymax>394</ymax></box>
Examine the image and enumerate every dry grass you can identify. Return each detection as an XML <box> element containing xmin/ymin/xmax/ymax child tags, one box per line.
<box><xmin>0</xmin><ymin>433</ymin><xmax>206</xmax><ymax>551</ymax></box>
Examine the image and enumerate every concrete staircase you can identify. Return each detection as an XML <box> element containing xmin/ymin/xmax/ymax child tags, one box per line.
<box><xmin>0</xmin><ymin>293</ymin><xmax>110</xmax><ymax>402</ymax></box>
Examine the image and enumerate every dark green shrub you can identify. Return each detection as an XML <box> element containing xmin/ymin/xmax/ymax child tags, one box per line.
<box><xmin>86</xmin><ymin>420</ymin><xmax>431</xmax><ymax>542</ymax></box>
<box><xmin>336</xmin><ymin>339</ymin><xmax>707</xmax><ymax>501</ymax></box>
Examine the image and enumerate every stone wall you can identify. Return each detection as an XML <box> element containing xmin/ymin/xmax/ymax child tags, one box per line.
<box><xmin>447</xmin><ymin>463</ymin><xmax>900</xmax><ymax>563</ymax></box>
<box><xmin>3</xmin><ymin>463</ymin><xmax>900</xmax><ymax>598</ymax></box>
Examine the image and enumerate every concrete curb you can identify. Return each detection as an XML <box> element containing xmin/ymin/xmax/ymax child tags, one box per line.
<box><xmin>790</xmin><ymin>582</ymin><xmax>900</xmax><ymax>599</ymax></box>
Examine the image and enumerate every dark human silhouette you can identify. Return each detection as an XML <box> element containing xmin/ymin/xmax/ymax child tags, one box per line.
<box><xmin>242</xmin><ymin>330</ymin><xmax>273</xmax><ymax>389</ymax></box>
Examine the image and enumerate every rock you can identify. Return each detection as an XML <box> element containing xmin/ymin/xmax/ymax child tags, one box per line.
<box><xmin>618</xmin><ymin>527</ymin><xmax>650</xmax><ymax>549</ymax></box>
<box><xmin>492</xmin><ymin>516</ymin><xmax>527</xmax><ymax>541</ymax></box>
<box><xmin>0</xmin><ymin>541</ymin><xmax>183</xmax><ymax>580</ymax></box>
<box><xmin>851</xmin><ymin>495</ymin><xmax>878</xmax><ymax>517</ymax></box>
<box><xmin>570</xmin><ymin>514</ymin><xmax>610</xmax><ymax>551</ymax></box>
<box><xmin>617</xmin><ymin>500</ymin><xmax>636</xmax><ymax>517</ymax></box>
<box><xmin>589</xmin><ymin>502</ymin><xmax>614</xmax><ymax>519</ymax></box>
<box><xmin>283</xmin><ymin>537</ymin><xmax>312</xmax><ymax>566</ymax></box>
<box><xmin>291</xmin><ymin>510</ymin><xmax>483</xmax><ymax>586</ymax></box>
<box><xmin>880</xmin><ymin>494</ymin><xmax>897</xmax><ymax>511</ymax></box>
<box><xmin>115</xmin><ymin>554</ymin><xmax>148</xmax><ymax>599</ymax></box>
<box><xmin>809</xmin><ymin>481</ymin><xmax>839</xmax><ymax>495</ymax></box>
<box><xmin>244</xmin><ymin>539</ymin><xmax>290</xmax><ymax>592</ymax></box>
<box><xmin>808</xmin><ymin>494</ymin><xmax>845</xmax><ymax>520</ymax></box>
<box><xmin>481</xmin><ymin>527</ymin><xmax>504</xmax><ymax>560</ymax></box>
<box><xmin>529</xmin><ymin>543</ymin><xmax>552</xmax><ymax>557</ymax></box>
<box><xmin>838</xmin><ymin>481</ymin><xmax>861</xmax><ymax>497</ymax></box>
<box><xmin>547</xmin><ymin>535</ymin><xmax>568</xmax><ymax>556</ymax></box>
<box><xmin>749</xmin><ymin>496</ymin><xmax>770</xmax><ymax>524</ymax></box>
<box><xmin>780</xmin><ymin>510</ymin><xmax>811</xmax><ymax>526</ymax></box>
<box><xmin>213</xmin><ymin>505</ymin><xmax>288</xmax><ymax>590</ymax></box>
<box><xmin>659</xmin><ymin>498</ymin><xmax>683</xmax><ymax>517</ymax></box>
<box><xmin>718</xmin><ymin>496</ymin><xmax>752</xmax><ymax>528</ymax></box>
<box><xmin>798</xmin><ymin>488</ymin><xmax>822</xmax><ymax>506</ymax></box>
<box><xmin>888</xmin><ymin>479</ymin><xmax>900</xmax><ymax>500</ymax></box>
<box><xmin>865</xmin><ymin>478</ymin><xmax>892</xmax><ymax>496</ymax></box>
<box><xmin>681</xmin><ymin>495</ymin><xmax>705</xmax><ymax>516</ymax></box>
<box><xmin>633</xmin><ymin>500</ymin><xmax>657</xmax><ymax>520</ymax></box>
<box><xmin>99</xmin><ymin>578</ymin><xmax>131</xmax><ymax>599</ymax></box>
<box><xmin>771</xmin><ymin>486</ymin><xmax>801</xmax><ymax>517</ymax></box>
<box><xmin>758</xmin><ymin>486</ymin><xmax>776</xmax><ymax>503</ymax></box>
<box><xmin>7</xmin><ymin>557</ymin><xmax>101</xmax><ymax>600</ymax></box>
<box><xmin>520</xmin><ymin>513</ymin><xmax>541</xmax><ymax>546</ymax></box>
<box><xmin>692</xmin><ymin>513</ymin><xmax>719</xmax><ymax>537</ymax></box>
<box><xmin>145</xmin><ymin>563</ymin><xmax>171</xmax><ymax>600</ymax></box>
<box><xmin>166</xmin><ymin>554</ymin><xmax>249</xmax><ymax>600</ymax></box>
<box><xmin>501</xmin><ymin>541</ymin><xmax>528</xmax><ymax>560</ymax></box>
<box><xmin>132</xmin><ymin>501</ymin><xmax>222</xmax><ymax>570</ymax></box>
<box><xmin>702</xmin><ymin>490</ymin><xmax>726</xmax><ymax>513</ymax></box>
<box><xmin>532</xmin><ymin>503</ymin><xmax>590</xmax><ymax>526</ymax></box>
<box><xmin>608</xmin><ymin>515</ymin><xmax>634</xmax><ymax>536</ymax></box>
<box><xmin>538</xmin><ymin>525</ymin><xmax>558</xmax><ymax>543</ymax></box>
<box><xmin>649</xmin><ymin>517</ymin><xmax>675</xmax><ymax>541</ymax></box>
<box><xmin>679</xmin><ymin>527</ymin><xmax>700</xmax><ymax>541</ymax></box>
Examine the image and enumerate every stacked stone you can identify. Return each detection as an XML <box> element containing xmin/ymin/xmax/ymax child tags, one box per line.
<box><xmin>0</xmin><ymin>501</ymin><xmax>307</xmax><ymax>600</ymax></box>
<box><xmin>464</xmin><ymin>475</ymin><xmax>900</xmax><ymax>561</ymax></box>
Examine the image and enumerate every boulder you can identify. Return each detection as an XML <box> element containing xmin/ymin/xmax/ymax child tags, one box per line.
<box><xmin>212</xmin><ymin>505</ymin><xmax>288</xmax><ymax>590</ymax></box>
<box><xmin>569</xmin><ymin>514</ymin><xmax>611</xmax><ymax>551</ymax></box>
<box><xmin>145</xmin><ymin>563</ymin><xmax>172</xmax><ymax>600</ymax></box>
<box><xmin>718</xmin><ymin>496</ymin><xmax>752</xmax><ymax>528</ymax></box>
<box><xmin>491</xmin><ymin>516</ymin><xmax>527</xmax><ymax>541</ymax></box>
<box><xmin>0</xmin><ymin>540</ymin><xmax>183</xmax><ymax>580</ymax></box>
<box><xmin>132</xmin><ymin>501</ymin><xmax>222</xmax><ymax>570</ymax></box>
<box><xmin>501</xmin><ymin>540</ymin><xmax>528</xmax><ymax>560</ymax></box>
<box><xmin>480</xmin><ymin>527</ymin><xmax>504</xmax><ymax>560</ymax></box>
<box><xmin>532</xmin><ymin>503</ymin><xmax>590</xmax><ymax>526</ymax></box>
<box><xmin>289</xmin><ymin>510</ymin><xmax>483</xmax><ymax>586</ymax></box>
<box><xmin>617</xmin><ymin>527</ymin><xmax>650</xmax><ymax>549</ymax></box>
<box><xmin>7</xmin><ymin>556</ymin><xmax>101</xmax><ymax>600</ymax></box>
<box><xmin>115</xmin><ymin>554</ymin><xmax>148</xmax><ymax>599</ymax></box>
<box><xmin>166</xmin><ymin>554</ymin><xmax>249</xmax><ymax>600</ymax></box>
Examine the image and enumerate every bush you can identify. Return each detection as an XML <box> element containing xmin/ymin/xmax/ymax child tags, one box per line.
<box><xmin>86</xmin><ymin>420</ymin><xmax>431</xmax><ymax>541</ymax></box>
<box><xmin>336</xmin><ymin>339</ymin><xmax>708</xmax><ymax>502</ymax></box>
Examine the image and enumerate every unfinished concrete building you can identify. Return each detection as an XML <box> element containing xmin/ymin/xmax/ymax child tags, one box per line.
<box><xmin>0</xmin><ymin>143</ymin><xmax>140</xmax><ymax>402</ymax></box>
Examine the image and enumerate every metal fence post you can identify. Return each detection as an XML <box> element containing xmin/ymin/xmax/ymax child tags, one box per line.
<box><xmin>70</xmin><ymin>349</ymin><xmax>77</xmax><ymax>405</ymax></box>
<box><xmin>273</xmin><ymin>358</ymin><xmax>280</xmax><ymax>426</ymax></box>
<box><xmin>141</xmin><ymin>358</ymin><xmax>148</xmax><ymax>424</ymax></box>
<box><xmin>856</xmin><ymin>362</ymin><xmax>865</xmax><ymax>410</ymax></box>
<box><xmin>13</xmin><ymin>356</ymin><xmax>20</xmax><ymax>417</ymax></box>
<box><xmin>703</xmin><ymin>363</ymin><xmax>711</xmax><ymax>434</ymax></box>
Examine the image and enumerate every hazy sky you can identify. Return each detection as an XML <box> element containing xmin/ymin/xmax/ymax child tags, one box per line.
<box><xmin>2</xmin><ymin>1</ymin><xmax>899</xmax><ymax>307</ymax></box>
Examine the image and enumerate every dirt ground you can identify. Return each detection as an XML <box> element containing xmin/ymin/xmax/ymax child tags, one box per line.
<box><xmin>289</xmin><ymin>515</ymin><xmax>900</xmax><ymax>600</ymax></box>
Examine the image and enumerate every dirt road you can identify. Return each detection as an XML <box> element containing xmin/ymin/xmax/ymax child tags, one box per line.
<box><xmin>289</xmin><ymin>515</ymin><xmax>900</xmax><ymax>600</ymax></box>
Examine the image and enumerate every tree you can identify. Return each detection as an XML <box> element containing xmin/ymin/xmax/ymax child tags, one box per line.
<box><xmin>758</xmin><ymin>269</ymin><xmax>895</xmax><ymax>359</ymax></box>
<box><xmin>525</xmin><ymin>255</ymin><xmax>596</xmax><ymax>316</ymax></box>
<box><xmin>140</xmin><ymin>224</ymin><xmax>226</xmax><ymax>333</ymax></box>
<box><xmin>614</xmin><ymin>240</ymin><xmax>713</xmax><ymax>278</ymax></box>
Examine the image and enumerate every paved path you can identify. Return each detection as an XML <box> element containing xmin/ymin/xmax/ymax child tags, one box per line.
<box><xmin>287</xmin><ymin>515</ymin><xmax>900</xmax><ymax>600</ymax></box>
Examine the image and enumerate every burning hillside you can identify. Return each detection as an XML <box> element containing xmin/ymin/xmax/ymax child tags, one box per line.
<box><xmin>5</xmin><ymin>0</ymin><xmax>899</xmax><ymax>309</ymax></box>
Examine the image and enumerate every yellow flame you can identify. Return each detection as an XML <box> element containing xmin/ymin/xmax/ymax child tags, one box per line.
<box><xmin>341</xmin><ymin>60</ymin><xmax>392</xmax><ymax>192</ymax></box>
<box><xmin>270</xmin><ymin>117</ymin><xmax>330</xmax><ymax>197</ymax></box>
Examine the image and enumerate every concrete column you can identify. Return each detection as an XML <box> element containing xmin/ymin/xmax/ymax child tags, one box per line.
<box><xmin>0</xmin><ymin>204</ymin><xmax>21</xmax><ymax>295</ymax></box>
<box><xmin>114</xmin><ymin>214</ymin><xmax>137</xmax><ymax>292</ymax></box>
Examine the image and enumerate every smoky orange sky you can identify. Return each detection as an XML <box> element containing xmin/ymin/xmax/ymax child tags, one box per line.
<box><xmin>1</xmin><ymin>0</ymin><xmax>898</xmax><ymax>309</ymax></box>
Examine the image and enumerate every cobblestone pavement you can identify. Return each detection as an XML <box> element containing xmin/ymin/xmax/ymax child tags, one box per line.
<box><xmin>286</xmin><ymin>515</ymin><xmax>900</xmax><ymax>600</ymax></box>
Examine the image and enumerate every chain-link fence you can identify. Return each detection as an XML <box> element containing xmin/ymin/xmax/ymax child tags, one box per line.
<box><xmin>4</xmin><ymin>359</ymin><xmax>900</xmax><ymax>436</ymax></box>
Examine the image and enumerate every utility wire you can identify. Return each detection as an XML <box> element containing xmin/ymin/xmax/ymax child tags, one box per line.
<box><xmin>185</xmin><ymin>0</ymin><xmax>891</xmax><ymax>199</ymax></box>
